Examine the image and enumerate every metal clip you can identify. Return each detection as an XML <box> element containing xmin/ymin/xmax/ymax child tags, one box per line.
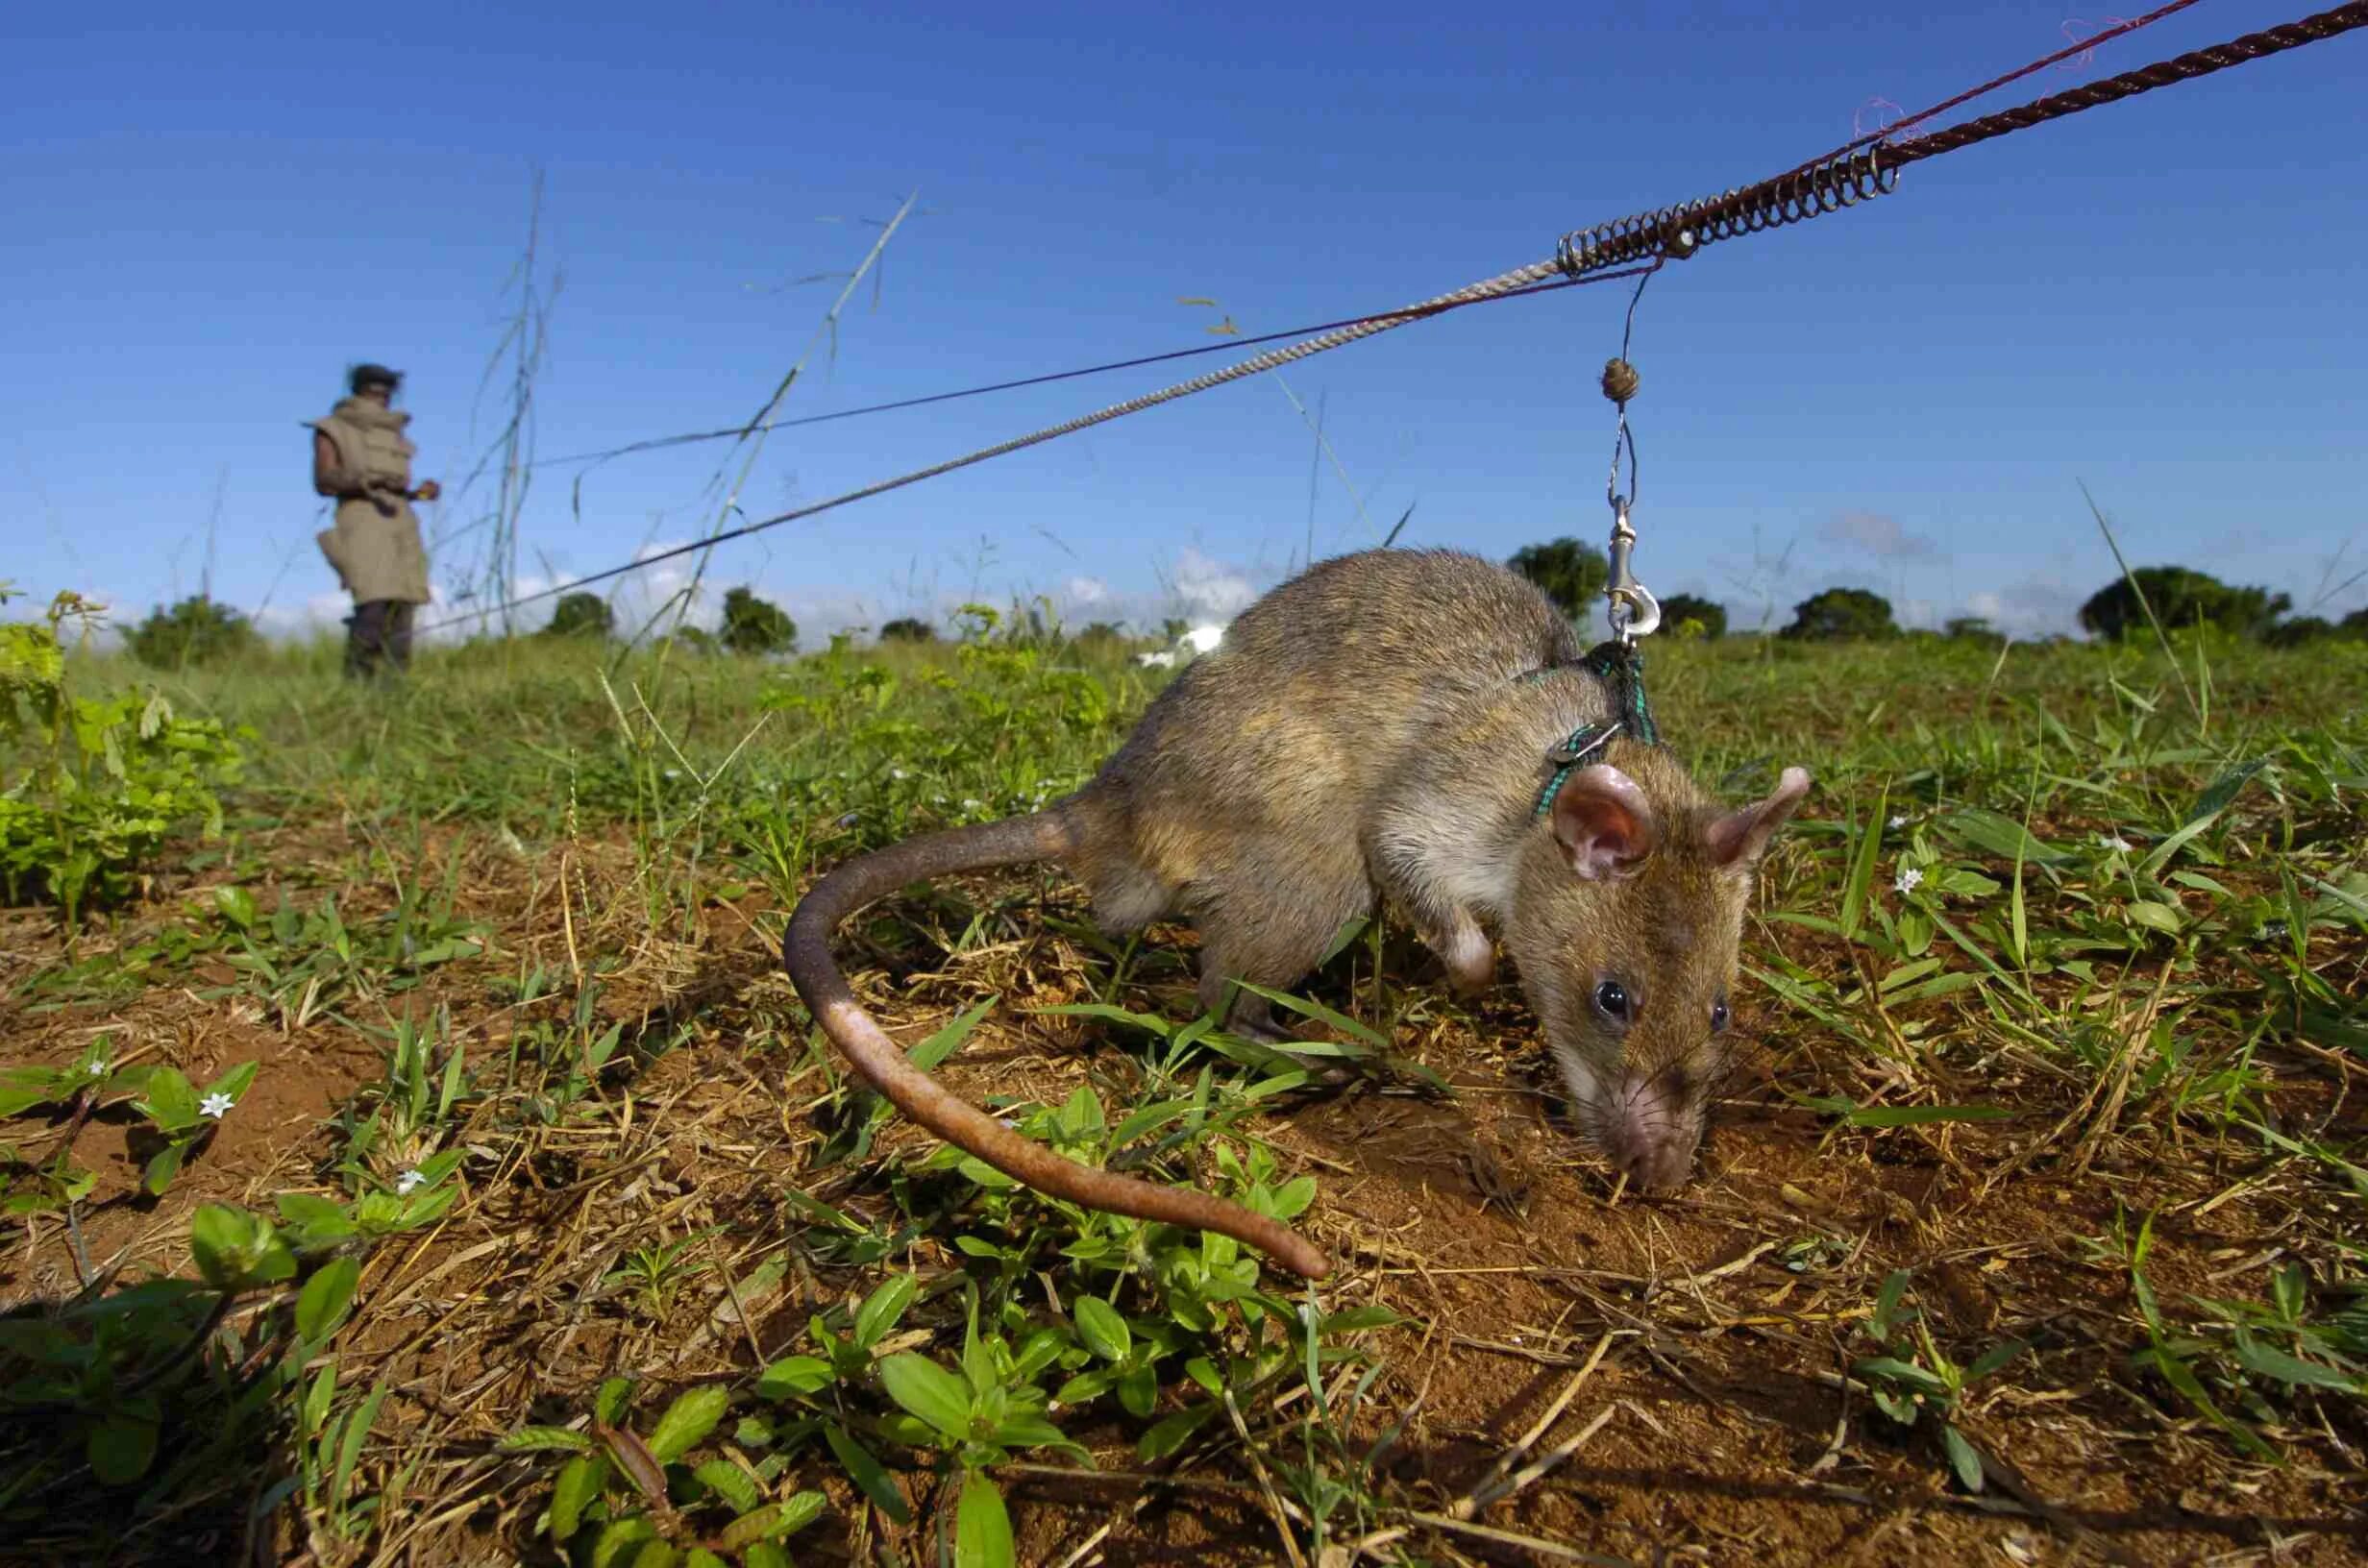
<box><xmin>1604</xmin><ymin>498</ymin><xmax>1661</xmax><ymax>641</ymax></box>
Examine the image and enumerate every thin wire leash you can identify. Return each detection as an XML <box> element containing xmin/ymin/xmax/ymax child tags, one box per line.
<box><xmin>422</xmin><ymin>0</ymin><xmax>2368</xmax><ymax>635</ymax></box>
<box><xmin>506</xmin><ymin>0</ymin><xmax>2215</xmax><ymax>480</ymax></box>
<box><xmin>521</xmin><ymin>283</ymin><xmax>1592</xmax><ymax>473</ymax></box>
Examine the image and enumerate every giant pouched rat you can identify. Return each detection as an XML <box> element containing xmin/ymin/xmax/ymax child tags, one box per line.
<box><xmin>782</xmin><ymin>548</ymin><xmax>1810</xmax><ymax>1280</ymax></box>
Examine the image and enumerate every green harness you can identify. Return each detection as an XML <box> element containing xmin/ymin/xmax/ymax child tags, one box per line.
<box><xmin>1531</xmin><ymin>638</ymin><xmax>1662</xmax><ymax>818</ymax></box>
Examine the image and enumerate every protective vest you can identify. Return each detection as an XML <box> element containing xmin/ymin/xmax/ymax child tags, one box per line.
<box><xmin>309</xmin><ymin>398</ymin><xmax>432</xmax><ymax>605</ymax></box>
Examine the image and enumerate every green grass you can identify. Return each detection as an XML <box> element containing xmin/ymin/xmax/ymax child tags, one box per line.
<box><xmin>4</xmin><ymin>619</ymin><xmax>2364</xmax><ymax>1565</ymax></box>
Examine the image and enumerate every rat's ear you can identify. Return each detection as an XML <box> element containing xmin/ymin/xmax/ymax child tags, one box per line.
<box><xmin>1550</xmin><ymin>764</ymin><xmax>1659</xmax><ymax>880</ymax></box>
<box><xmin>1707</xmin><ymin>767</ymin><xmax>1813</xmax><ymax>873</ymax></box>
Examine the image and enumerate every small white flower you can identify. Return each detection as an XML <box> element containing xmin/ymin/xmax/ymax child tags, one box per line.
<box><xmin>1887</xmin><ymin>815</ymin><xmax>1908</xmax><ymax>830</ymax></box>
<box><xmin>395</xmin><ymin>1168</ymin><xmax>426</xmax><ymax>1195</ymax></box>
<box><xmin>199</xmin><ymin>1091</ymin><xmax>234</xmax><ymax>1119</ymax></box>
<box><xmin>962</xmin><ymin>798</ymin><xmax>982</xmax><ymax>811</ymax></box>
<box><xmin>2098</xmin><ymin>833</ymin><xmax>2133</xmax><ymax>852</ymax></box>
<box><xmin>1894</xmin><ymin>866</ymin><xmax>1924</xmax><ymax>896</ymax></box>
<box><xmin>891</xmin><ymin>768</ymin><xmax>908</xmax><ymax>780</ymax></box>
<box><xmin>86</xmin><ymin>1058</ymin><xmax>109</xmax><ymax>1078</ymax></box>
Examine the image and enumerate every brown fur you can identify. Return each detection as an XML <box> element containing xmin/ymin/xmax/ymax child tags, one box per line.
<box><xmin>782</xmin><ymin>549</ymin><xmax>1810</xmax><ymax>1279</ymax></box>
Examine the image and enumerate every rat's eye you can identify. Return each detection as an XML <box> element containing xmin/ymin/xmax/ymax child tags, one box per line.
<box><xmin>1711</xmin><ymin>997</ymin><xmax>1730</xmax><ymax>1032</ymax></box>
<box><xmin>1593</xmin><ymin>980</ymin><xmax>1631</xmax><ymax>1020</ymax></box>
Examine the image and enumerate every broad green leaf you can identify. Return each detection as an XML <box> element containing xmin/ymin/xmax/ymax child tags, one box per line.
<box><xmin>494</xmin><ymin>1421</ymin><xmax>592</xmax><ymax>1458</ymax></box>
<box><xmin>136</xmin><ymin>1067</ymin><xmax>199</xmax><ymax>1129</ymax></box>
<box><xmin>647</xmin><ymin>1384</ymin><xmax>730</xmax><ymax>1463</ymax></box>
<box><xmin>188</xmin><ymin>1202</ymin><xmax>295</xmax><ymax>1289</ymax></box>
<box><xmin>587</xmin><ymin>1517</ymin><xmax>660</xmax><ymax>1568</ymax></box>
<box><xmin>1869</xmin><ymin>1270</ymin><xmax>1912</xmax><ymax>1342</ymax></box>
<box><xmin>2187</xmin><ymin>757</ymin><xmax>2266</xmax><ymax>824</ymax></box>
<box><xmin>1941</xmin><ymin>1424</ymin><xmax>1986</xmax><ymax>1492</ymax></box>
<box><xmin>2231</xmin><ymin>1335</ymin><xmax>2359</xmax><ymax>1392</ymax></box>
<box><xmin>333</xmin><ymin>1384</ymin><xmax>386</xmax><ymax>1504</ymax></box>
<box><xmin>1940</xmin><ymin>808</ymin><xmax>2073</xmax><ymax>868</ymax></box>
<box><xmin>202</xmin><ymin>1059</ymin><xmax>259</xmax><ymax>1105</ymax></box>
<box><xmin>692</xmin><ymin>1458</ymin><xmax>758</xmax><ymax>1513</ymax></box>
<box><xmin>1854</xmin><ymin>1356</ymin><xmax>1951</xmax><ymax>1395</ymax></box>
<box><xmin>1964</xmin><ymin>1338</ymin><xmax>2027</xmax><ymax>1383</ymax></box>
<box><xmin>295</xmin><ymin>1257</ymin><xmax>361</xmax><ymax>1344</ymax></box>
<box><xmin>719</xmin><ymin>1490</ymin><xmax>828</xmax><ymax>1549</ymax></box>
<box><xmin>853</xmin><ymin>1272</ymin><xmax>919</xmax><ymax>1350</ymax></box>
<box><xmin>549</xmin><ymin>1452</ymin><xmax>608</xmax><ymax>1540</ymax></box>
<box><xmin>275</xmin><ymin>1191</ymin><xmax>358</xmax><ymax>1245</ymax></box>
<box><xmin>86</xmin><ymin>1414</ymin><xmax>158</xmax><ymax>1486</ymax></box>
<box><xmin>212</xmin><ymin>884</ymin><xmax>259</xmax><ymax>929</ymax></box>
<box><xmin>877</xmin><ymin>1353</ymin><xmax>972</xmax><ymax>1442</ymax></box>
<box><xmin>824</xmin><ymin>1422</ymin><xmax>911</xmax><ymax>1524</ymax></box>
<box><xmin>1136</xmin><ymin>1402</ymin><xmax>1218</xmax><ymax>1462</ymax></box>
<box><xmin>142</xmin><ymin>1142</ymin><xmax>188</xmax><ymax>1197</ymax></box>
<box><xmin>955</xmin><ymin>1470</ymin><xmax>1016</xmax><ymax>1568</ymax></box>
<box><xmin>755</xmin><ymin>1355</ymin><xmax>834</xmax><ymax>1400</ymax></box>
<box><xmin>1072</xmin><ymin>1296</ymin><xmax>1130</xmax><ymax>1363</ymax></box>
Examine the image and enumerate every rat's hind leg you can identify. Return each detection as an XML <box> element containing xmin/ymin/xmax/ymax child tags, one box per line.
<box><xmin>1189</xmin><ymin>845</ymin><xmax>1374</xmax><ymax>1040</ymax></box>
<box><xmin>1076</xmin><ymin>846</ymin><xmax>1175</xmax><ymax>937</ymax></box>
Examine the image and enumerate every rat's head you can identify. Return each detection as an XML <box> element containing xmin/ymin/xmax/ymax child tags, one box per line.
<box><xmin>1506</xmin><ymin>746</ymin><xmax>1811</xmax><ymax>1192</ymax></box>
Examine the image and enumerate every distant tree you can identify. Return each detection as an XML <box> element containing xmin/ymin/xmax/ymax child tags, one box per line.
<box><xmin>2345</xmin><ymin>606</ymin><xmax>2368</xmax><ymax>637</ymax></box>
<box><xmin>1508</xmin><ymin>537</ymin><xmax>1610</xmax><ymax>620</ymax></box>
<box><xmin>542</xmin><ymin>593</ymin><xmax>614</xmax><ymax>640</ymax></box>
<box><xmin>1160</xmin><ymin>618</ymin><xmax>1191</xmax><ymax>643</ymax></box>
<box><xmin>128</xmin><ymin>595</ymin><xmax>259</xmax><ymax>668</ymax></box>
<box><xmin>2265</xmin><ymin>616</ymin><xmax>2333</xmax><ymax>649</ymax></box>
<box><xmin>1780</xmin><ymin>587</ymin><xmax>1898</xmax><ymax>642</ymax></box>
<box><xmin>2078</xmin><ymin>568</ymin><xmax>2289</xmax><ymax>643</ymax></box>
<box><xmin>718</xmin><ymin>586</ymin><xmax>797</xmax><ymax>655</ymax></box>
<box><xmin>658</xmin><ymin>625</ymin><xmax>717</xmax><ymax>655</ymax></box>
<box><xmin>878</xmin><ymin>617</ymin><xmax>937</xmax><ymax>644</ymax></box>
<box><xmin>1069</xmin><ymin>621</ymin><xmax>1128</xmax><ymax>656</ymax></box>
<box><xmin>1658</xmin><ymin>593</ymin><xmax>1726</xmax><ymax>640</ymax></box>
<box><xmin>1943</xmin><ymin>615</ymin><xmax>2007</xmax><ymax>648</ymax></box>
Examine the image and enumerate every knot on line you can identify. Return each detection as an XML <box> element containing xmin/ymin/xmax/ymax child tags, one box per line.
<box><xmin>1600</xmin><ymin>357</ymin><xmax>1640</xmax><ymax>405</ymax></box>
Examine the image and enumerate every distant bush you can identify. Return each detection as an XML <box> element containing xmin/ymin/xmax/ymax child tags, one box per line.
<box><xmin>2265</xmin><ymin>609</ymin><xmax>2368</xmax><ymax>649</ymax></box>
<box><xmin>878</xmin><ymin>617</ymin><xmax>937</xmax><ymax>644</ymax></box>
<box><xmin>541</xmin><ymin>593</ymin><xmax>614</xmax><ymax>640</ymax></box>
<box><xmin>719</xmin><ymin>586</ymin><xmax>797</xmax><ymax>656</ymax></box>
<box><xmin>1658</xmin><ymin>593</ymin><xmax>1726</xmax><ymax>640</ymax></box>
<box><xmin>2079</xmin><ymin>568</ymin><xmax>2289</xmax><ymax>643</ymax></box>
<box><xmin>1</xmin><ymin>590</ymin><xmax>250</xmax><ymax>923</ymax></box>
<box><xmin>1509</xmin><ymin>537</ymin><xmax>1609</xmax><ymax>621</ymax></box>
<box><xmin>1780</xmin><ymin>587</ymin><xmax>1898</xmax><ymax>642</ymax></box>
<box><xmin>1943</xmin><ymin>616</ymin><xmax>2007</xmax><ymax>649</ymax></box>
<box><xmin>127</xmin><ymin>596</ymin><xmax>259</xmax><ymax>669</ymax></box>
<box><xmin>1068</xmin><ymin>621</ymin><xmax>1130</xmax><ymax>656</ymax></box>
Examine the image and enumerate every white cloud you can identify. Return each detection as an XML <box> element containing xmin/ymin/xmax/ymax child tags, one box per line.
<box><xmin>1817</xmin><ymin>511</ymin><xmax>1939</xmax><ymax>560</ymax></box>
<box><xmin>1064</xmin><ymin>576</ymin><xmax>1111</xmax><ymax>606</ymax></box>
<box><xmin>1170</xmin><ymin>548</ymin><xmax>1258</xmax><ymax>621</ymax></box>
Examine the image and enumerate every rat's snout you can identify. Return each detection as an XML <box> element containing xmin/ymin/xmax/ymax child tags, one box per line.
<box><xmin>1593</xmin><ymin>1066</ymin><xmax>1702</xmax><ymax>1191</ymax></box>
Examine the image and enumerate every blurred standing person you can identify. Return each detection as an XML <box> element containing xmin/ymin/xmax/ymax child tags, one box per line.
<box><xmin>308</xmin><ymin>362</ymin><xmax>438</xmax><ymax>676</ymax></box>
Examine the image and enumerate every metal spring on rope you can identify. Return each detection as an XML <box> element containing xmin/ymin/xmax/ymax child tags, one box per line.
<box><xmin>1556</xmin><ymin>144</ymin><xmax>1901</xmax><ymax>277</ymax></box>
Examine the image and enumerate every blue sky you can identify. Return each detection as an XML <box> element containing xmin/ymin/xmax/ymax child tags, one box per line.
<box><xmin>6</xmin><ymin>0</ymin><xmax>2362</xmax><ymax>643</ymax></box>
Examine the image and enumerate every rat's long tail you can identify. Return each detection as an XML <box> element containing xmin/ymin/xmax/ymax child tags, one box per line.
<box><xmin>780</xmin><ymin>807</ymin><xmax>1333</xmax><ymax>1280</ymax></box>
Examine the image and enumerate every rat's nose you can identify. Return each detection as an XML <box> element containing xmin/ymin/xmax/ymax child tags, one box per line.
<box><xmin>1597</xmin><ymin>1070</ymin><xmax>1700</xmax><ymax>1190</ymax></box>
